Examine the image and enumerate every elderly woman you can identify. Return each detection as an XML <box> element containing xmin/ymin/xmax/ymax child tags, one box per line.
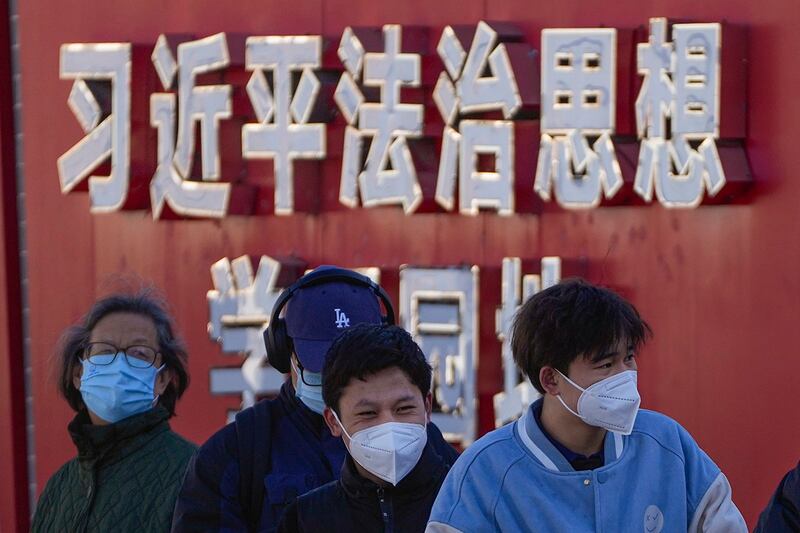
<box><xmin>31</xmin><ymin>291</ymin><xmax>195</xmax><ymax>532</ymax></box>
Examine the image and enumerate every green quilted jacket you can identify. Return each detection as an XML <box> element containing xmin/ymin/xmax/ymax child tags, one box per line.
<box><xmin>31</xmin><ymin>406</ymin><xmax>196</xmax><ymax>533</ymax></box>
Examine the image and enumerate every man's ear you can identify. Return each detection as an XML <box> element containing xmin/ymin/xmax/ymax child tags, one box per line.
<box><xmin>72</xmin><ymin>360</ymin><xmax>83</xmax><ymax>390</ymax></box>
<box><xmin>323</xmin><ymin>406</ymin><xmax>343</xmax><ymax>438</ymax></box>
<box><xmin>539</xmin><ymin>366</ymin><xmax>562</xmax><ymax>396</ymax></box>
<box><xmin>424</xmin><ymin>391</ymin><xmax>433</xmax><ymax>421</ymax></box>
<box><xmin>154</xmin><ymin>367</ymin><xmax>173</xmax><ymax>396</ymax></box>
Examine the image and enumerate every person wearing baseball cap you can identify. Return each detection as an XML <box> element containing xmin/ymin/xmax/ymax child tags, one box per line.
<box><xmin>172</xmin><ymin>266</ymin><xmax>458</xmax><ymax>533</ymax></box>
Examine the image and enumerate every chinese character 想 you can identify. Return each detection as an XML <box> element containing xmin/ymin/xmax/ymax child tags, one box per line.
<box><xmin>634</xmin><ymin>18</ymin><xmax>725</xmax><ymax>208</ymax></box>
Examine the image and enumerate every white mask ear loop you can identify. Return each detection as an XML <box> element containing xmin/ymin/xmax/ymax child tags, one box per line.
<box><xmin>151</xmin><ymin>364</ymin><xmax>166</xmax><ymax>407</ymax></box>
<box><xmin>554</xmin><ymin>369</ymin><xmax>587</xmax><ymax>421</ymax></box>
<box><xmin>330</xmin><ymin>409</ymin><xmax>353</xmax><ymax>441</ymax></box>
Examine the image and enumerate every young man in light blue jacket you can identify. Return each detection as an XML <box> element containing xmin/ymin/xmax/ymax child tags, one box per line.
<box><xmin>427</xmin><ymin>279</ymin><xmax>747</xmax><ymax>533</ymax></box>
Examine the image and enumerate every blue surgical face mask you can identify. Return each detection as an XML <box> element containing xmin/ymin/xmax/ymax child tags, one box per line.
<box><xmin>292</xmin><ymin>360</ymin><xmax>325</xmax><ymax>415</ymax></box>
<box><xmin>79</xmin><ymin>353</ymin><xmax>164</xmax><ymax>424</ymax></box>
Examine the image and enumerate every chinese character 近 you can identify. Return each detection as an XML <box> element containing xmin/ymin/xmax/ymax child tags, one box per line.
<box><xmin>150</xmin><ymin>33</ymin><xmax>232</xmax><ymax>218</ymax></box>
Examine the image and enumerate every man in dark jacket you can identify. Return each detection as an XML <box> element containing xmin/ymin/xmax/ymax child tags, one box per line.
<box><xmin>278</xmin><ymin>323</ymin><xmax>452</xmax><ymax>533</ymax></box>
<box><xmin>172</xmin><ymin>267</ymin><xmax>457</xmax><ymax>532</ymax></box>
<box><xmin>755</xmin><ymin>461</ymin><xmax>800</xmax><ymax>532</ymax></box>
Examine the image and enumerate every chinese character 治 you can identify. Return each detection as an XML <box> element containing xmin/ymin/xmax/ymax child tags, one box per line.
<box><xmin>434</xmin><ymin>21</ymin><xmax>521</xmax><ymax>215</ymax></box>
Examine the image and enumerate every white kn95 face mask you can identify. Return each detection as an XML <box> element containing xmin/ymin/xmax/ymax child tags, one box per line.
<box><xmin>332</xmin><ymin>410</ymin><xmax>427</xmax><ymax>485</ymax></box>
<box><xmin>556</xmin><ymin>369</ymin><xmax>641</xmax><ymax>435</ymax></box>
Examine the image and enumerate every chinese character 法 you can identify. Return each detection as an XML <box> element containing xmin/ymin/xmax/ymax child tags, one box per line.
<box><xmin>335</xmin><ymin>25</ymin><xmax>424</xmax><ymax>213</ymax></box>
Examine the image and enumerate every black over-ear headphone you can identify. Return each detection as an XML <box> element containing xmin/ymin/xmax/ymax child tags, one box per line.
<box><xmin>263</xmin><ymin>267</ymin><xmax>396</xmax><ymax>373</ymax></box>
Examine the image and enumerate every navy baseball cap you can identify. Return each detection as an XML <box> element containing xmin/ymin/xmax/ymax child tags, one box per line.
<box><xmin>285</xmin><ymin>266</ymin><xmax>383</xmax><ymax>372</ymax></box>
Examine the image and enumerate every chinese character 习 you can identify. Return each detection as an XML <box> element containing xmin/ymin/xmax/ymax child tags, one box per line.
<box><xmin>58</xmin><ymin>43</ymin><xmax>131</xmax><ymax>212</ymax></box>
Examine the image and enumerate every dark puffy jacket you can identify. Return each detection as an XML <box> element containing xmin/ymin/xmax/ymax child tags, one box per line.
<box><xmin>278</xmin><ymin>440</ymin><xmax>449</xmax><ymax>533</ymax></box>
<box><xmin>755</xmin><ymin>461</ymin><xmax>800</xmax><ymax>532</ymax></box>
<box><xmin>31</xmin><ymin>406</ymin><xmax>196</xmax><ymax>533</ymax></box>
<box><xmin>171</xmin><ymin>382</ymin><xmax>459</xmax><ymax>532</ymax></box>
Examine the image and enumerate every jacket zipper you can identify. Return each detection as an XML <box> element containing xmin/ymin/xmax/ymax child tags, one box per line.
<box><xmin>377</xmin><ymin>487</ymin><xmax>393</xmax><ymax>533</ymax></box>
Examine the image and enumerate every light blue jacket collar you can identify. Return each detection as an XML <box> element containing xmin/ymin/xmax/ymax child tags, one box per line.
<box><xmin>514</xmin><ymin>398</ymin><xmax>625</xmax><ymax>472</ymax></box>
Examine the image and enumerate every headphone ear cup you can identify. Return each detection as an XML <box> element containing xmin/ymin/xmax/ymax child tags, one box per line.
<box><xmin>265</xmin><ymin>317</ymin><xmax>291</xmax><ymax>374</ymax></box>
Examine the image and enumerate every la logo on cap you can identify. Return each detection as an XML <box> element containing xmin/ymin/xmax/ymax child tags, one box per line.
<box><xmin>334</xmin><ymin>308</ymin><xmax>350</xmax><ymax>329</ymax></box>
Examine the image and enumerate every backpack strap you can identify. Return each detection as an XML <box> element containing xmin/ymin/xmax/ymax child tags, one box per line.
<box><xmin>236</xmin><ymin>401</ymin><xmax>272</xmax><ymax>532</ymax></box>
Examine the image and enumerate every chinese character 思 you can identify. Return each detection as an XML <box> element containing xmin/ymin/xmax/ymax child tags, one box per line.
<box><xmin>150</xmin><ymin>33</ymin><xmax>232</xmax><ymax>218</ymax></box>
<box><xmin>434</xmin><ymin>22</ymin><xmax>522</xmax><ymax>215</ymax></box>
<box><xmin>634</xmin><ymin>18</ymin><xmax>725</xmax><ymax>208</ymax></box>
<box><xmin>58</xmin><ymin>43</ymin><xmax>131</xmax><ymax>212</ymax></box>
<box><xmin>335</xmin><ymin>25</ymin><xmax>424</xmax><ymax>213</ymax></box>
<box><xmin>242</xmin><ymin>36</ymin><xmax>326</xmax><ymax>215</ymax></box>
<box><xmin>534</xmin><ymin>29</ymin><xmax>623</xmax><ymax>209</ymax></box>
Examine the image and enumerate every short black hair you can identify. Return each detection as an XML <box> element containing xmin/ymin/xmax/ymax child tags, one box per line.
<box><xmin>511</xmin><ymin>278</ymin><xmax>652</xmax><ymax>393</ymax></box>
<box><xmin>322</xmin><ymin>324</ymin><xmax>432</xmax><ymax>415</ymax></box>
<box><xmin>56</xmin><ymin>289</ymin><xmax>190</xmax><ymax>417</ymax></box>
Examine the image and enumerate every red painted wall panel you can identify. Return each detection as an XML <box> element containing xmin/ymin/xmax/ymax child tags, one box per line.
<box><xmin>10</xmin><ymin>0</ymin><xmax>798</xmax><ymax>528</ymax></box>
<box><xmin>0</xmin><ymin>1</ymin><xmax>29</xmax><ymax>530</ymax></box>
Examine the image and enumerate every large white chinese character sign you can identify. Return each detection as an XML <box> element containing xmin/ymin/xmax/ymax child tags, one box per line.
<box><xmin>59</xmin><ymin>18</ymin><xmax>747</xmax><ymax>216</ymax></box>
<box><xmin>493</xmin><ymin>257</ymin><xmax>561</xmax><ymax>426</ymax></box>
<box><xmin>534</xmin><ymin>29</ymin><xmax>623</xmax><ymax>209</ymax></box>
<box><xmin>634</xmin><ymin>18</ymin><xmax>725</xmax><ymax>208</ymax></box>
<box><xmin>242</xmin><ymin>36</ymin><xmax>326</xmax><ymax>215</ymax></box>
<box><xmin>400</xmin><ymin>266</ymin><xmax>478</xmax><ymax>444</ymax></box>
<box><xmin>434</xmin><ymin>22</ymin><xmax>521</xmax><ymax>215</ymax></box>
<box><xmin>58</xmin><ymin>43</ymin><xmax>131</xmax><ymax>212</ymax></box>
<box><xmin>208</xmin><ymin>255</ymin><xmax>285</xmax><ymax>418</ymax></box>
<box><xmin>150</xmin><ymin>33</ymin><xmax>232</xmax><ymax>218</ymax></box>
<box><xmin>335</xmin><ymin>25</ymin><xmax>424</xmax><ymax>213</ymax></box>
